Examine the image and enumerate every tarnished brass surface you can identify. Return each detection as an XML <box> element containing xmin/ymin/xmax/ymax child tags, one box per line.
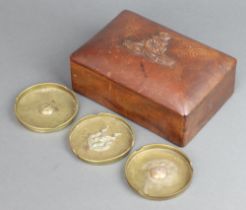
<box><xmin>69</xmin><ymin>113</ymin><xmax>135</xmax><ymax>164</ymax></box>
<box><xmin>15</xmin><ymin>83</ymin><xmax>79</xmax><ymax>132</ymax></box>
<box><xmin>125</xmin><ymin>144</ymin><xmax>193</xmax><ymax>200</ymax></box>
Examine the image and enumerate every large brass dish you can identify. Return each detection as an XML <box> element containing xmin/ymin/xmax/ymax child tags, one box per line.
<box><xmin>15</xmin><ymin>83</ymin><xmax>79</xmax><ymax>132</ymax></box>
<box><xmin>69</xmin><ymin>113</ymin><xmax>135</xmax><ymax>164</ymax></box>
<box><xmin>125</xmin><ymin>144</ymin><xmax>193</xmax><ymax>200</ymax></box>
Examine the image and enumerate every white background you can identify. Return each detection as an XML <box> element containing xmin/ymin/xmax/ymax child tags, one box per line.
<box><xmin>0</xmin><ymin>0</ymin><xmax>245</xmax><ymax>209</ymax></box>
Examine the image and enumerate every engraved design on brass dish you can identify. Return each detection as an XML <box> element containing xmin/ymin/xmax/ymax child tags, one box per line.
<box><xmin>69</xmin><ymin>113</ymin><xmax>134</xmax><ymax>164</ymax></box>
<box><xmin>125</xmin><ymin>144</ymin><xmax>193</xmax><ymax>200</ymax></box>
<box><xmin>143</xmin><ymin>159</ymin><xmax>178</xmax><ymax>194</ymax></box>
<box><xmin>38</xmin><ymin>100</ymin><xmax>59</xmax><ymax>115</ymax></box>
<box><xmin>88</xmin><ymin>126</ymin><xmax>122</xmax><ymax>151</ymax></box>
<box><xmin>123</xmin><ymin>32</ymin><xmax>175</xmax><ymax>67</ymax></box>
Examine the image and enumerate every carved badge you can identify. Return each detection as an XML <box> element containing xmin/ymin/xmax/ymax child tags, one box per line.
<box><xmin>123</xmin><ymin>32</ymin><xmax>175</xmax><ymax>67</ymax></box>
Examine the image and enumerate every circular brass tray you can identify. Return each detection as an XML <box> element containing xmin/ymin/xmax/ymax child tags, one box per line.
<box><xmin>125</xmin><ymin>144</ymin><xmax>193</xmax><ymax>200</ymax></box>
<box><xmin>15</xmin><ymin>83</ymin><xmax>79</xmax><ymax>132</ymax></box>
<box><xmin>69</xmin><ymin>113</ymin><xmax>135</xmax><ymax>164</ymax></box>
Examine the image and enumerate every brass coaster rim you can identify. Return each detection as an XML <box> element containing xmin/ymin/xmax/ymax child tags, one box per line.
<box><xmin>15</xmin><ymin>82</ymin><xmax>79</xmax><ymax>132</ymax></box>
<box><xmin>69</xmin><ymin>112</ymin><xmax>135</xmax><ymax>164</ymax></box>
<box><xmin>124</xmin><ymin>144</ymin><xmax>193</xmax><ymax>200</ymax></box>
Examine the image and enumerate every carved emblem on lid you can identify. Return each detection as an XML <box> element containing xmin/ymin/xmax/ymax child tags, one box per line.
<box><xmin>123</xmin><ymin>32</ymin><xmax>175</xmax><ymax>67</ymax></box>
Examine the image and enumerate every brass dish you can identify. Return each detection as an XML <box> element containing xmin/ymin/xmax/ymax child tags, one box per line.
<box><xmin>125</xmin><ymin>144</ymin><xmax>193</xmax><ymax>200</ymax></box>
<box><xmin>15</xmin><ymin>83</ymin><xmax>79</xmax><ymax>132</ymax></box>
<box><xmin>69</xmin><ymin>113</ymin><xmax>135</xmax><ymax>164</ymax></box>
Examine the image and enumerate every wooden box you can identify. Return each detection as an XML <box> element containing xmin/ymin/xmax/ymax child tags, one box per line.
<box><xmin>70</xmin><ymin>10</ymin><xmax>236</xmax><ymax>146</ymax></box>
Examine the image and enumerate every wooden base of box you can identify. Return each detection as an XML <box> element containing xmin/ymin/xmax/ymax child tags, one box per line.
<box><xmin>71</xmin><ymin>61</ymin><xmax>235</xmax><ymax>146</ymax></box>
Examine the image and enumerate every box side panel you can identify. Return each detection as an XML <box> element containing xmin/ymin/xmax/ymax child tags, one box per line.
<box><xmin>71</xmin><ymin>61</ymin><xmax>185</xmax><ymax>146</ymax></box>
<box><xmin>184</xmin><ymin>64</ymin><xmax>236</xmax><ymax>145</ymax></box>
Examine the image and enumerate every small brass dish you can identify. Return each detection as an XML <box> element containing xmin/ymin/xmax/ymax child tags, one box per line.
<box><xmin>125</xmin><ymin>144</ymin><xmax>193</xmax><ymax>200</ymax></box>
<box><xmin>15</xmin><ymin>83</ymin><xmax>79</xmax><ymax>132</ymax></box>
<box><xmin>69</xmin><ymin>113</ymin><xmax>135</xmax><ymax>164</ymax></box>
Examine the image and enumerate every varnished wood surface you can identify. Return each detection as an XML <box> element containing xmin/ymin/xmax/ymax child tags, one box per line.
<box><xmin>71</xmin><ymin>10</ymin><xmax>236</xmax><ymax>146</ymax></box>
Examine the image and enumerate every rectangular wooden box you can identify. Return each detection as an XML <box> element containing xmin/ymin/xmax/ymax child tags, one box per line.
<box><xmin>70</xmin><ymin>10</ymin><xmax>236</xmax><ymax>146</ymax></box>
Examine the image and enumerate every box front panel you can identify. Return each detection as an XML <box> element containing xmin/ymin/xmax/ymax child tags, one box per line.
<box><xmin>71</xmin><ymin>61</ymin><xmax>185</xmax><ymax>146</ymax></box>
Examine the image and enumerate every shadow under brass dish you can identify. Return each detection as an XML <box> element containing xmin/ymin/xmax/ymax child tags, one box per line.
<box><xmin>125</xmin><ymin>144</ymin><xmax>193</xmax><ymax>200</ymax></box>
<box><xmin>69</xmin><ymin>113</ymin><xmax>135</xmax><ymax>164</ymax></box>
<box><xmin>15</xmin><ymin>83</ymin><xmax>79</xmax><ymax>132</ymax></box>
